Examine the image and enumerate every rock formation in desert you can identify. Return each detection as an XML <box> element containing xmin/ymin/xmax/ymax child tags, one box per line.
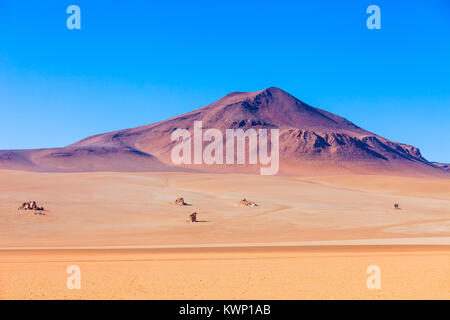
<box><xmin>175</xmin><ymin>197</ymin><xmax>187</xmax><ymax>206</ymax></box>
<box><xmin>189</xmin><ymin>212</ymin><xmax>197</xmax><ymax>223</ymax></box>
<box><xmin>18</xmin><ymin>201</ymin><xmax>45</xmax><ymax>211</ymax></box>
<box><xmin>239</xmin><ymin>198</ymin><xmax>257</xmax><ymax>207</ymax></box>
<box><xmin>0</xmin><ymin>87</ymin><xmax>447</xmax><ymax>176</ymax></box>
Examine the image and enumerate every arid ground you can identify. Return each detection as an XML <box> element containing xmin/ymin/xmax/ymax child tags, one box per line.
<box><xmin>0</xmin><ymin>170</ymin><xmax>449</xmax><ymax>299</ymax></box>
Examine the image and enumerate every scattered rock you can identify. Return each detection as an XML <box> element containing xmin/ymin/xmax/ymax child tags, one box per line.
<box><xmin>189</xmin><ymin>212</ymin><xmax>197</xmax><ymax>223</ymax></box>
<box><xmin>175</xmin><ymin>197</ymin><xmax>187</xmax><ymax>206</ymax></box>
<box><xmin>239</xmin><ymin>198</ymin><xmax>257</xmax><ymax>206</ymax></box>
<box><xmin>18</xmin><ymin>201</ymin><xmax>45</xmax><ymax>211</ymax></box>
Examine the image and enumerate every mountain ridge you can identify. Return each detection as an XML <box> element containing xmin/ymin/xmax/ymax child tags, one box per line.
<box><xmin>0</xmin><ymin>87</ymin><xmax>447</xmax><ymax>176</ymax></box>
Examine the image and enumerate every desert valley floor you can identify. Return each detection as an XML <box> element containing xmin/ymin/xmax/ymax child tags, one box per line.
<box><xmin>0</xmin><ymin>170</ymin><xmax>449</xmax><ymax>299</ymax></box>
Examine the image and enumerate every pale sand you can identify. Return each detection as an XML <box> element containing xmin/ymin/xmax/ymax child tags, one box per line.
<box><xmin>0</xmin><ymin>246</ymin><xmax>449</xmax><ymax>299</ymax></box>
<box><xmin>0</xmin><ymin>170</ymin><xmax>449</xmax><ymax>299</ymax></box>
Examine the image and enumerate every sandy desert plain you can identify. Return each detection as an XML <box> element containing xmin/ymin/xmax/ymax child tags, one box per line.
<box><xmin>0</xmin><ymin>169</ymin><xmax>449</xmax><ymax>299</ymax></box>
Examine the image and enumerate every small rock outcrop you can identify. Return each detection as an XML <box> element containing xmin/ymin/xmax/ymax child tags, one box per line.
<box><xmin>18</xmin><ymin>201</ymin><xmax>45</xmax><ymax>211</ymax></box>
<box><xmin>175</xmin><ymin>197</ymin><xmax>187</xmax><ymax>206</ymax></box>
<box><xmin>189</xmin><ymin>212</ymin><xmax>197</xmax><ymax>222</ymax></box>
<box><xmin>239</xmin><ymin>198</ymin><xmax>257</xmax><ymax>207</ymax></box>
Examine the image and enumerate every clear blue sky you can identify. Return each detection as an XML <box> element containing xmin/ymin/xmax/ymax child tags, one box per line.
<box><xmin>1</xmin><ymin>0</ymin><xmax>449</xmax><ymax>162</ymax></box>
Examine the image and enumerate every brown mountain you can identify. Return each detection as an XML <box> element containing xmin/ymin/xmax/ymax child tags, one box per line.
<box><xmin>432</xmin><ymin>162</ymin><xmax>450</xmax><ymax>172</ymax></box>
<box><xmin>0</xmin><ymin>87</ymin><xmax>446</xmax><ymax>176</ymax></box>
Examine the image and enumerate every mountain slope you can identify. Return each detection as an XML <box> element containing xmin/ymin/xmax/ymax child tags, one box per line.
<box><xmin>0</xmin><ymin>87</ymin><xmax>446</xmax><ymax>176</ymax></box>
